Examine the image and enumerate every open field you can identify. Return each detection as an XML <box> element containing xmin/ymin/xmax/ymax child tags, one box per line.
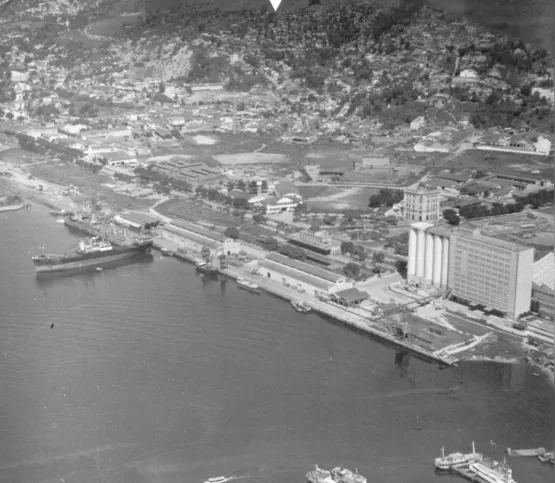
<box><xmin>86</xmin><ymin>14</ymin><xmax>144</xmax><ymax>38</ymax></box>
<box><xmin>26</xmin><ymin>161</ymin><xmax>154</xmax><ymax>211</ymax></box>
<box><xmin>443</xmin><ymin>149</ymin><xmax>552</xmax><ymax>173</ymax></box>
<box><xmin>298</xmin><ymin>185</ymin><xmax>377</xmax><ymax>211</ymax></box>
<box><xmin>214</xmin><ymin>153</ymin><xmax>290</xmax><ymax>165</ymax></box>
<box><xmin>155</xmin><ymin>198</ymin><xmax>242</xmax><ymax>228</ymax></box>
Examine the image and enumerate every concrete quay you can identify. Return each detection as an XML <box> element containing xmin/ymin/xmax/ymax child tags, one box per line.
<box><xmin>218</xmin><ymin>265</ymin><xmax>458</xmax><ymax>367</ymax></box>
<box><xmin>145</xmin><ymin>233</ymin><xmax>458</xmax><ymax>367</ymax></box>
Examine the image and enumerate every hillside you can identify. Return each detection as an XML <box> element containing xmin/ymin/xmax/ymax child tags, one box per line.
<box><xmin>0</xmin><ymin>0</ymin><xmax>553</xmax><ymax>138</ymax></box>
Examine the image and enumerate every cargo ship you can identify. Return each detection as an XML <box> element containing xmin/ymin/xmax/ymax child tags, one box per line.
<box><xmin>195</xmin><ymin>258</ymin><xmax>219</xmax><ymax>280</ymax></box>
<box><xmin>435</xmin><ymin>442</ymin><xmax>483</xmax><ymax>471</ymax></box>
<box><xmin>307</xmin><ymin>466</ymin><xmax>366</xmax><ymax>483</ymax></box>
<box><xmin>32</xmin><ymin>236</ymin><xmax>153</xmax><ymax>273</ymax></box>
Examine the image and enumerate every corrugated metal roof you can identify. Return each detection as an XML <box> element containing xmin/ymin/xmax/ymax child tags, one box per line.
<box><xmin>170</xmin><ymin>219</ymin><xmax>227</xmax><ymax>243</ymax></box>
<box><xmin>266</xmin><ymin>253</ymin><xmax>344</xmax><ymax>283</ymax></box>
<box><xmin>161</xmin><ymin>225</ymin><xmax>220</xmax><ymax>249</ymax></box>
<box><xmin>259</xmin><ymin>259</ymin><xmax>332</xmax><ymax>291</ymax></box>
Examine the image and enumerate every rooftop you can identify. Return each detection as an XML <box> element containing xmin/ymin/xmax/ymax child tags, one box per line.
<box><xmin>114</xmin><ymin>211</ymin><xmax>159</xmax><ymax>227</ymax></box>
<box><xmin>331</xmin><ymin>287</ymin><xmax>369</xmax><ymax>304</ymax></box>
<box><xmin>162</xmin><ymin>224</ymin><xmax>221</xmax><ymax>250</ymax></box>
<box><xmin>171</xmin><ymin>219</ymin><xmax>227</xmax><ymax>243</ymax></box>
<box><xmin>533</xmin><ymin>252</ymin><xmax>554</xmax><ymax>291</ymax></box>
<box><xmin>266</xmin><ymin>253</ymin><xmax>345</xmax><ymax>283</ymax></box>
<box><xmin>258</xmin><ymin>259</ymin><xmax>333</xmax><ymax>291</ymax></box>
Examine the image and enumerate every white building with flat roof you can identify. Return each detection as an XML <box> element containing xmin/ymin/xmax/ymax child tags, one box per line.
<box><xmin>408</xmin><ymin>222</ymin><xmax>535</xmax><ymax>318</ymax></box>
<box><xmin>448</xmin><ymin>227</ymin><xmax>534</xmax><ymax>318</ymax></box>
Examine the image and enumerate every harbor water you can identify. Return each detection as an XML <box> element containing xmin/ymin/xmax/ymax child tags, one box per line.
<box><xmin>0</xmin><ymin>205</ymin><xmax>553</xmax><ymax>483</ymax></box>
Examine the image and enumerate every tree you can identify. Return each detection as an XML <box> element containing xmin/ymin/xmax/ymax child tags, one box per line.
<box><xmin>253</xmin><ymin>214</ymin><xmax>266</xmax><ymax>224</ymax></box>
<box><xmin>372</xmin><ymin>252</ymin><xmax>385</xmax><ymax>264</ymax></box>
<box><xmin>395</xmin><ymin>260</ymin><xmax>407</xmax><ymax>278</ymax></box>
<box><xmin>224</xmin><ymin>226</ymin><xmax>240</xmax><ymax>239</ymax></box>
<box><xmin>343</xmin><ymin>262</ymin><xmax>361</xmax><ymax>279</ymax></box>
<box><xmin>340</xmin><ymin>241</ymin><xmax>354</xmax><ymax>255</ymax></box>
<box><xmin>262</xmin><ymin>236</ymin><xmax>279</xmax><ymax>251</ymax></box>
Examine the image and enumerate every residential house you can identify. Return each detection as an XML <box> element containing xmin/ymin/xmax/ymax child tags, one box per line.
<box><xmin>410</xmin><ymin>116</ymin><xmax>425</xmax><ymax>131</ymax></box>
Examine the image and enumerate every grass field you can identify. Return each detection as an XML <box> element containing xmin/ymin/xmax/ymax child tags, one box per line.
<box><xmin>155</xmin><ymin>198</ymin><xmax>242</xmax><ymax>228</ymax></box>
<box><xmin>87</xmin><ymin>14</ymin><xmax>144</xmax><ymax>38</ymax></box>
<box><xmin>28</xmin><ymin>162</ymin><xmax>153</xmax><ymax>211</ymax></box>
<box><xmin>298</xmin><ymin>185</ymin><xmax>377</xmax><ymax>211</ymax></box>
<box><xmin>445</xmin><ymin>149</ymin><xmax>552</xmax><ymax>173</ymax></box>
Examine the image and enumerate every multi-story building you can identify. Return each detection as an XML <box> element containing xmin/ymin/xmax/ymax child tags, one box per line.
<box><xmin>288</xmin><ymin>230</ymin><xmax>341</xmax><ymax>256</ymax></box>
<box><xmin>407</xmin><ymin>222</ymin><xmax>535</xmax><ymax>318</ymax></box>
<box><xmin>531</xmin><ymin>252</ymin><xmax>554</xmax><ymax>320</ymax></box>
<box><xmin>448</xmin><ymin>227</ymin><xmax>534</xmax><ymax>318</ymax></box>
<box><xmin>403</xmin><ymin>186</ymin><xmax>441</xmax><ymax>222</ymax></box>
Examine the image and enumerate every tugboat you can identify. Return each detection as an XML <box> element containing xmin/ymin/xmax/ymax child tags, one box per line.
<box><xmin>307</xmin><ymin>466</ymin><xmax>366</xmax><ymax>483</ymax></box>
<box><xmin>237</xmin><ymin>277</ymin><xmax>260</xmax><ymax>293</ymax></box>
<box><xmin>434</xmin><ymin>442</ymin><xmax>483</xmax><ymax>471</ymax></box>
<box><xmin>291</xmin><ymin>299</ymin><xmax>311</xmax><ymax>313</ymax></box>
<box><xmin>195</xmin><ymin>257</ymin><xmax>219</xmax><ymax>280</ymax></box>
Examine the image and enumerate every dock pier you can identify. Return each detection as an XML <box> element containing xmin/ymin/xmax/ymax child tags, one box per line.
<box><xmin>218</xmin><ymin>268</ymin><xmax>457</xmax><ymax>367</ymax></box>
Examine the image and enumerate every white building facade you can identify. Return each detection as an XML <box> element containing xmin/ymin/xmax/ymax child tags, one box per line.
<box><xmin>403</xmin><ymin>186</ymin><xmax>441</xmax><ymax>222</ymax></box>
<box><xmin>407</xmin><ymin>222</ymin><xmax>450</xmax><ymax>288</ymax></box>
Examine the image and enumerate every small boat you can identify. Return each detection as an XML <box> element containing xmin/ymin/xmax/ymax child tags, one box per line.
<box><xmin>49</xmin><ymin>209</ymin><xmax>73</xmax><ymax>217</ymax></box>
<box><xmin>204</xmin><ymin>477</ymin><xmax>228</xmax><ymax>483</ymax></box>
<box><xmin>237</xmin><ymin>277</ymin><xmax>259</xmax><ymax>292</ymax></box>
<box><xmin>160</xmin><ymin>248</ymin><xmax>173</xmax><ymax>256</ymax></box>
<box><xmin>532</xmin><ymin>372</ymin><xmax>540</xmax><ymax>377</ymax></box>
<box><xmin>435</xmin><ymin>442</ymin><xmax>483</xmax><ymax>471</ymax></box>
<box><xmin>291</xmin><ymin>299</ymin><xmax>311</xmax><ymax>313</ymax></box>
<box><xmin>538</xmin><ymin>451</ymin><xmax>554</xmax><ymax>463</ymax></box>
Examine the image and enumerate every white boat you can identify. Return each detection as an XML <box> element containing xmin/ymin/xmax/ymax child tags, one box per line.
<box><xmin>469</xmin><ymin>458</ymin><xmax>516</xmax><ymax>483</ymax></box>
<box><xmin>204</xmin><ymin>477</ymin><xmax>228</xmax><ymax>483</ymax></box>
<box><xmin>434</xmin><ymin>442</ymin><xmax>483</xmax><ymax>471</ymax></box>
<box><xmin>291</xmin><ymin>299</ymin><xmax>311</xmax><ymax>313</ymax></box>
<box><xmin>237</xmin><ymin>277</ymin><xmax>259</xmax><ymax>291</ymax></box>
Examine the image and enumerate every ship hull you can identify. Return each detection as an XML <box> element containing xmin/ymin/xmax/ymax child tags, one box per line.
<box><xmin>33</xmin><ymin>245</ymin><xmax>152</xmax><ymax>273</ymax></box>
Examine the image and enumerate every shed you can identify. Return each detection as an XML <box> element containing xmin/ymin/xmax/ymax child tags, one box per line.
<box><xmin>330</xmin><ymin>288</ymin><xmax>370</xmax><ymax>306</ymax></box>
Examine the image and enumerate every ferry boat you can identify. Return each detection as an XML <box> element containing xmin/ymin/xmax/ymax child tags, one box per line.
<box><xmin>434</xmin><ymin>441</ymin><xmax>483</xmax><ymax>471</ymax></box>
<box><xmin>237</xmin><ymin>277</ymin><xmax>260</xmax><ymax>292</ymax></box>
<box><xmin>307</xmin><ymin>465</ymin><xmax>366</xmax><ymax>483</ymax></box>
<box><xmin>291</xmin><ymin>299</ymin><xmax>311</xmax><ymax>313</ymax></box>
<box><xmin>469</xmin><ymin>458</ymin><xmax>517</xmax><ymax>483</ymax></box>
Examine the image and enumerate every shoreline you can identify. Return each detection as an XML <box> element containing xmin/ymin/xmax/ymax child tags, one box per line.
<box><xmin>5</xmin><ymin>170</ymin><xmax>553</xmax><ymax>376</ymax></box>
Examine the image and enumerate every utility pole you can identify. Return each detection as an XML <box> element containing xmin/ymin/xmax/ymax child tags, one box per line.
<box><xmin>233</xmin><ymin>99</ymin><xmax>237</xmax><ymax>135</ymax></box>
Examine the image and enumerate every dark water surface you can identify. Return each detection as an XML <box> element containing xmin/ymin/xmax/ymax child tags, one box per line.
<box><xmin>0</xmin><ymin>205</ymin><xmax>553</xmax><ymax>483</ymax></box>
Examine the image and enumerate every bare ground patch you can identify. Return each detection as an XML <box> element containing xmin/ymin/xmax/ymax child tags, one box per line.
<box><xmin>214</xmin><ymin>152</ymin><xmax>290</xmax><ymax>165</ymax></box>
